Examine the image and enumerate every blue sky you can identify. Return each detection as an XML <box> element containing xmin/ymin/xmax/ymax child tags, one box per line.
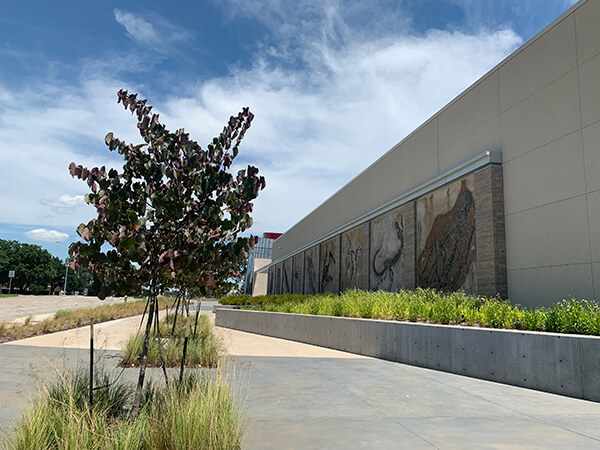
<box><xmin>0</xmin><ymin>0</ymin><xmax>578</xmax><ymax>260</ymax></box>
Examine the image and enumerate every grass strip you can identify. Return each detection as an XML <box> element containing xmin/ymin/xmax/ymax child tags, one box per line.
<box><xmin>0</xmin><ymin>298</ymin><xmax>172</xmax><ymax>343</ymax></box>
<box><xmin>122</xmin><ymin>313</ymin><xmax>222</xmax><ymax>368</ymax></box>
<box><xmin>236</xmin><ymin>289</ymin><xmax>600</xmax><ymax>336</ymax></box>
<box><xmin>5</xmin><ymin>367</ymin><xmax>244</xmax><ymax>449</ymax></box>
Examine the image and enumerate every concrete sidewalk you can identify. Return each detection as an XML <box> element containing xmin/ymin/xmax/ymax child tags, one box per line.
<box><xmin>1</xmin><ymin>309</ymin><xmax>600</xmax><ymax>448</ymax></box>
<box><xmin>217</xmin><ymin>327</ymin><xmax>600</xmax><ymax>449</ymax></box>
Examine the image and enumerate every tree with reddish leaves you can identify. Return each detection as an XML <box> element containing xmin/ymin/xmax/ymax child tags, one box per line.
<box><xmin>68</xmin><ymin>90</ymin><xmax>265</xmax><ymax>416</ymax></box>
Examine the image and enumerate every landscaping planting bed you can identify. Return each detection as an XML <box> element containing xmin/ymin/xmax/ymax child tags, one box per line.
<box><xmin>216</xmin><ymin>291</ymin><xmax>600</xmax><ymax>402</ymax></box>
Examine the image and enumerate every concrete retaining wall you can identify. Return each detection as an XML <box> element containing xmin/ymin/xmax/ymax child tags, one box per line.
<box><xmin>215</xmin><ymin>308</ymin><xmax>600</xmax><ymax>402</ymax></box>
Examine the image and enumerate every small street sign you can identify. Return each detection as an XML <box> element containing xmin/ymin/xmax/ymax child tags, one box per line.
<box><xmin>8</xmin><ymin>270</ymin><xmax>15</xmax><ymax>294</ymax></box>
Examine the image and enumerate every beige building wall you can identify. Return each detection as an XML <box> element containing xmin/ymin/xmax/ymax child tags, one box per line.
<box><xmin>251</xmin><ymin>258</ymin><xmax>271</xmax><ymax>297</ymax></box>
<box><xmin>272</xmin><ymin>0</ymin><xmax>600</xmax><ymax>307</ymax></box>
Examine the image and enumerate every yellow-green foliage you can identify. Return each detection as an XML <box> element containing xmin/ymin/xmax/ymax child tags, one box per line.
<box><xmin>6</xmin><ymin>369</ymin><xmax>243</xmax><ymax>450</ymax></box>
<box><xmin>249</xmin><ymin>289</ymin><xmax>600</xmax><ymax>336</ymax></box>
<box><xmin>122</xmin><ymin>314</ymin><xmax>221</xmax><ymax>368</ymax></box>
<box><xmin>219</xmin><ymin>293</ymin><xmax>312</xmax><ymax>306</ymax></box>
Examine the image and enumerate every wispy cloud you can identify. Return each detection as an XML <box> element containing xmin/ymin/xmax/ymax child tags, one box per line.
<box><xmin>25</xmin><ymin>228</ymin><xmax>69</xmax><ymax>243</ymax></box>
<box><xmin>40</xmin><ymin>194</ymin><xmax>86</xmax><ymax>214</ymax></box>
<box><xmin>1</xmin><ymin>0</ymin><xmax>540</xmax><ymax>244</ymax></box>
<box><xmin>113</xmin><ymin>9</ymin><xmax>191</xmax><ymax>54</ymax></box>
<box><xmin>0</xmin><ymin>77</ymin><xmax>137</xmax><ymax>227</ymax></box>
<box><xmin>157</xmin><ymin>3</ymin><xmax>522</xmax><ymax>233</ymax></box>
<box><xmin>114</xmin><ymin>10</ymin><xmax>161</xmax><ymax>46</ymax></box>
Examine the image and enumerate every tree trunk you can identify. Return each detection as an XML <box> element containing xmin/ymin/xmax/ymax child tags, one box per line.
<box><xmin>171</xmin><ymin>291</ymin><xmax>182</xmax><ymax>336</ymax></box>
<box><xmin>130</xmin><ymin>291</ymin><xmax>156</xmax><ymax>418</ymax></box>
<box><xmin>179</xmin><ymin>335</ymin><xmax>189</xmax><ymax>386</ymax></box>
<box><xmin>193</xmin><ymin>300</ymin><xmax>201</xmax><ymax>338</ymax></box>
<box><xmin>155</xmin><ymin>302</ymin><xmax>169</xmax><ymax>387</ymax></box>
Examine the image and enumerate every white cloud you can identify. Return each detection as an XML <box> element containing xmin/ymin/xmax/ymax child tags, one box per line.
<box><xmin>0</xmin><ymin>77</ymin><xmax>137</xmax><ymax>228</ymax></box>
<box><xmin>25</xmin><ymin>228</ymin><xmax>69</xmax><ymax>243</ymax></box>
<box><xmin>113</xmin><ymin>9</ymin><xmax>191</xmax><ymax>53</ymax></box>
<box><xmin>0</xmin><ymin>1</ymin><xmax>525</xmax><ymax>241</ymax></box>
<box><xmin>40</xmin><ymin>194</ymin><xmax>86</xmax><ymax>214</ymax></box>
<box><xmin>114</xmin><ymin>9</ymin><xmax>160</xmax><ymax>46</ymax></box>
<box><xmin>157</xmin><ymin>28</ymin><xmax>522</xmax><ymax>234</ymax></box>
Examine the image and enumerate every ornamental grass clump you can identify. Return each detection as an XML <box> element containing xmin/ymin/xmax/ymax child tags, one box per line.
<box><xmin>122</xmin><ymin>313</ymin><xmax>221</xmax><ymax>368</ymax></box>
<box><xmin>6</xmin><ymin>369</ymin><xmax>244</xmax><ymax>450</ymax></box>
<box><xmin>247</xmin><ymin>289</ymin><xmax>600</xmax><ymax>336</ymax></box>
<box><xmin>220</xmin><ymin>293</ymin><xmax>311</xmax><ymax>306</ymax></box>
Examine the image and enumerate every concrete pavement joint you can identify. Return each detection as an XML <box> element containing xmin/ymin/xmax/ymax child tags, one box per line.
<box><xmin>417</xmin><ymin>369</ymin><xmax>600</xmax><ymax>443</ymax></box>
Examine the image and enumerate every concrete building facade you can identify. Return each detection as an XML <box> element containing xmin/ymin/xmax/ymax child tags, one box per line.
<box><xmin>266</xmin><ymin>0</ymin><xmax>600</xmax><ymax>307</ymax></box>
<box><xmin>244</xmin><ymin>233</ymin><xmax>281</xmax><ymax>296</ymax></box>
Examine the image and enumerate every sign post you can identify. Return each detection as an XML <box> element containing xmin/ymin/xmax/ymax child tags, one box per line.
<box><xmin>63</xmin><ymin>262</ymin><xmax>68</xmax><ymax>295</ymax></box>
<box><xmin>8</xmin><ymin>270</ymin><xmax>14</xmax><ymax>294</ymax></box>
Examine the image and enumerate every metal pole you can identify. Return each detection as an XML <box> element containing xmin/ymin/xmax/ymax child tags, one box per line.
<box><xmin>8</xmin><ymin>277</ymin><xmax>12</xmax><ymax>294</ymax></box>
<box><xmin>63</xmin><ymin>262</ymin><xmax>68</xmax><ymax>294</ymax></box>
<box><xmin>89</xmin><ymin>321</ymin><xmax>94</xmax><ymax>406</ymax></box>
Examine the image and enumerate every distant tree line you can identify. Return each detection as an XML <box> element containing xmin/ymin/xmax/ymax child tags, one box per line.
<box><xmin>0</xmin><ymin>239</ymin><xmax>99</xmax><ymax>295</ymax></box>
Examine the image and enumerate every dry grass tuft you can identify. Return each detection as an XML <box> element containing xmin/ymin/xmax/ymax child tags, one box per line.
<box><xmin>0</xmin><ymin>298</ymin><xmax>171</xmax><ymax>343</ymax></box>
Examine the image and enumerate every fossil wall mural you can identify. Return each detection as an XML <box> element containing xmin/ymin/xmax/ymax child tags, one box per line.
<box><xmin>370</xmin><ymin>204</ymin><xmax>415</xmax><ymax>291</ymax></box>
<box><xmin>267</xmin><ymin>265</ymin><xmax>275</xmax><ymax>295</ymax></box>
<box><xmin>319</xmin><ymin>237</ymin><xmax>340</xmax><ymax>293</ymax></box>
<box><xmin>274</xmin><ymin>262</ymin><xmax>283</xmax><ymax>295</ymax></box>
<box><xmin>341</xmin><ymin>223</ymin><xmax>369</xmax><ymax>291</ymax></box>
<box><xmin>416</xmin><ymin>177</ymin><xmax>476</xmax><ymax>292</ymax></box>
<box><xmin>292</xmin><ymin>253</ymin><xmax>304</xmax><ymax>294</ymax></box>
<box><xmin>282</xmin><ymin>258</ymin><xmax>292</xmax><ymax>294</ymax></box>
<box><xmin>267</xmin><ymin>166</ymin><xmax>505</xmax><ymax>298</ymax></box>
<box><xmin>304</xmin><ymin>246</ymin><xmax>319</xmax><ymax>295</ymax></box>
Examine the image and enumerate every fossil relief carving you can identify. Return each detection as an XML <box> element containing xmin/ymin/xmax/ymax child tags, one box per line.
<box><xmin>320</xmin><ymin>237</ymin><xmax>340</xmax><ymax>293</ymax></box>
<box><xmin>275</xmin><ymin>264</ymin><xmax>282</xmax><ymax>294</ymax></box>
<box><xmin>292</xmin><ymin>253</ymin><xmax>304</xmax><ymax>294</ymax></box>
<box><xmin>282</xmin><ymin>259</ymin><xmax>291</xmax><ymax>293</ymax></box>
<box><xmin>267</xmin><ymin>266</ymin><xmax>275</xmax><ymax>294</ymax></box>
<box><xmin>418</xmin><ymin>179</ymin><xmax>475</xmax><ymax>291</ymax></box>
<box><xmin>341</xmin><ymin>223</ymin><xmax>369</xmax><ymax>291</ymax></box>
<box><xmin>321</xmin><ymin>249</ymin><xmax>336</xmax><ymax>292</ymax></box>
<box><xmin>344</xmin><ymin>235</ymin><xmax>360</xmax><ymax>289</ymax></box>
<box><xmin>305</xmin><ymin>247</ymin><xmax>318</xmax><ymax>295</ymax></box>
<box><xmin>371</xmin><ymin>215</ymin><xmax>405</xmax><ymax>291</ymax></box>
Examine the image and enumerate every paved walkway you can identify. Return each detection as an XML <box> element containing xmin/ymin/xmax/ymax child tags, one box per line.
<box><xmin>1</xmin><ymin>306</ymin><xmax>599</xmax><ymax>448</ymax></box>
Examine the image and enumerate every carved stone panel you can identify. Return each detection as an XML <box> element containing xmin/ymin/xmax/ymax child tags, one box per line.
<box><xmin>304</xmin><ymin>245</ymin><xmax>319</xmax><ymax>295</ymax></box>
<box><xmin>292</xmin><ymin>253</ymin><xmax>304</xmax><ymax>294</ymax></box>
<box><xmin>370</xmin><ymin>204</ymin><xmax>415</xmax><ymax>291</ymax></box>
<box><xmin>416</xmin><ymin>176</ymin><xmax>476</xmax><ymax>293</ymax></box>
<box><xmin>319</xmin><ymin>236</ymin><xmax>340</xmax><ymax>293</ymax></box>
<box><xmin>267</xmin><ymin>265</ymin><xmax>275</xmax><ymax>295</ymax></box>
<box><xmin>282</xmin><ymin>258</ymin><xmax>292</xmax><ymax>294</ymax></box>
<box><xmin>341</xmin><ymin>223</ymin><xmax>369</xmax><ymax>291</ymax></box>
<box><xmin>274</xmin><ymin>262</ymin><xmax>283</xmax><ymax>295</ymax></box>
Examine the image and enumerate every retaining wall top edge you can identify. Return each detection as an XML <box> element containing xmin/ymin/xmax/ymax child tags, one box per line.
<box><xmin>216</xmin><ymin>308</ymin><xmax>600</xmax><ymax>341</ymax></box>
